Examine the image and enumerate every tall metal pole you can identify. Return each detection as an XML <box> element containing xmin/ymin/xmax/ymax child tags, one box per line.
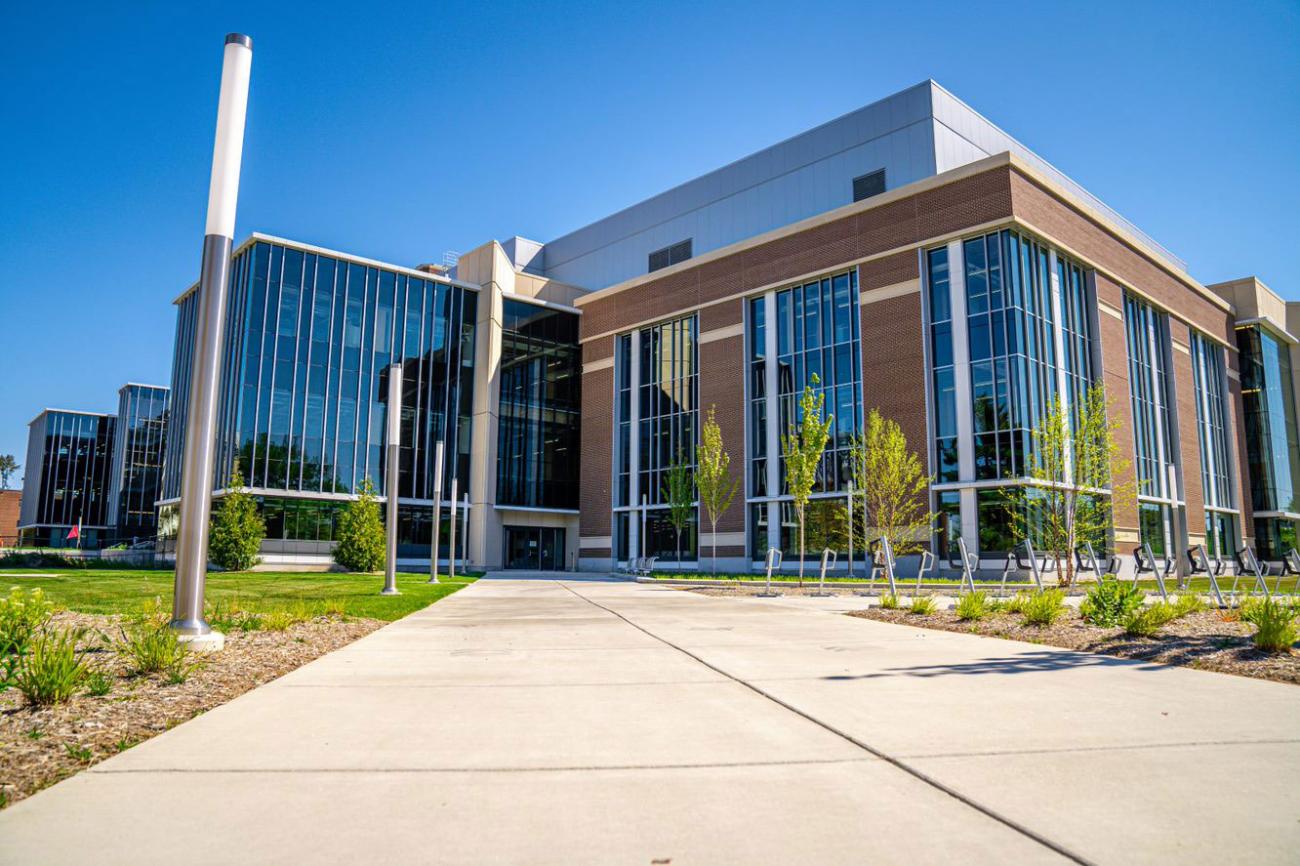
<box><xmin>381</xmin><ymin>364</ymin><xmax>402</xmax><ymax>595</ymax></box>
<box><xmin>447</xmin><ymin>478</ymin><xmax>458</xmax><ymax>582</ymax></box>
<box><xmin>427</xmin><ymin>440</ymin><xmax>443</xmax><ymax>584</ymax></box>
<box><xmin>461</xmin><ymin>493</ymin><xmax>470</xmax><ymax>571</ymax></box>
<box><xmin>171</xmin><ymin>33</ymin><xmax>252</xmax><ymax>645</ymax></box>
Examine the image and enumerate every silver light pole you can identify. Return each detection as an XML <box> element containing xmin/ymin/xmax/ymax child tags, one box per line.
<box><xmin>382</xmin><ymin>364</ymin><xmax>402</xmax><ymax>595</ymax></box>
<box><xmin>427</xmin><ymin>440</ymin><xmax>443</xmax><ymax>584</ymax></box>
<box><xmin>461</xmin><ymin>493</ymin><xmax>470</xmax><ymax>570</ymax></box>
<box><xmin>170</xmin><ymin>33</ymin><xmax>252</xmax><ymax>648</ymax></box>
<box><xmin>447</xmin><ymin>477</ymin><xmax>458</xmax><ymax>582</ymax></box>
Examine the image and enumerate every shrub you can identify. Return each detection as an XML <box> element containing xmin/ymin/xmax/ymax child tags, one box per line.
<box><xmin>1247</xmin><ymin>599</ymin><xmax>1297</xmax><ymax>654</ymax></box>
<box><xmin>207</xmin><ymin>597</ymin><xmax>260</xmax><ymax>633</ymax></box>
<box><xmin>955</xmin><ymin>592</ymin><xmax>992</xmax><ymax>621</ymax></box>
<box><xmin>84</xmin><ymin>669</ymin><xmax>114</xmax><ymax>696</ymax></box>
<box><xmin>1171</xmin><ymin>594</ymin><xmax>1207</xmax><ymax>619</ymax></box>
<box><xmin>1080</xmin><ymin>581</ymin><xmax>1145</xmax><ymax>627</ymax></box>
<box><xmin>909</xmin><ymin>595</ymin><xmax>937</xmax><ymax>615</ymax></box>
<box><xmin>1022</xmin><ymin>589</ymin><xmax>1067</xmax><ymax>626</ymax></box>
<box><xmin>261</xmin><ymin>610</ymin><xmax>296</xmax><ymax>631</ymax></box>
<box><xmin>209</xmin><ymin>464</ymin><xmax>265</xmax><ymax>572</ymax></box>
<box><xmin>13</xmin><ymin>628</ymin><xmax>92</xmax><ymax>706</ymax></box>
<box><xmin>333</xmin><ymin>478</ymin><xmax>386</xmax><ymax>573</ymax></box>
<box><xmin>1123</xmin><ymin>602</ymin><xmax>1177</xmax><ymax>637</ymax></box>
<box><xmin>117</xmin><ymin>623</ymin><xmax>199</xmax><ymax>682</ymax></box>
<box><xmin>878</xmin><ymin>593</ymin><xmax>900</xmax><ymax>610</ymax></box>
<box><xmin>0</xmin><ymin>586</ymin><xmax>56</xmax><ymax>657</ymax></box>
<box><xmin>1003</xmin><ymin>592</ymin><xmax>1034</xmax><ymax>615</ymax></box>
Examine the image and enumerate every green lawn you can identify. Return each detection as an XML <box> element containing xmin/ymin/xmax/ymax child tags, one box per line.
<box><xmin>0</xmin><ymin>568</ymin><xmax>477</xmax><ymax>621</ymax></box>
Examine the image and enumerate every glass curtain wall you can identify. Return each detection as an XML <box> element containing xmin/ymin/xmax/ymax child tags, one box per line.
<box><xmin>1237</xmin><ymin>323</ymin><xmax>1300</xmax><ymax>558</ymax></box>
<box><xmin>1123</xmin><ymin>293</ymin><xmax>1180</xmax><ymax>556</ymax></box>
<box><xmin>612</xmin><ymin>315</ymin><xmax>699</xmax><ymax>563</ymax></box>
<box><xmin>1189</xmin><ymin>331</ymin><xmax>1237</xmax><ymax>557</ymax></box>
<box><xmin>495</xmin><ymin>299</ymin><xmax>581</xmax><ymax>509</ymax></box>
<box><xmin>107</xmin><ymin>385</ymin><xmax>169</xmax><ymax>542</ymax></box>
<box><xmin>746</xmin><ymin>269</ymin><xmax>862</xmax><ymax>561</ymax></box>
<box><xmin>21</xmin><ymin>411</ymin><xmax>116</xmax><ymax>548</ymax></box>
<box><xmin>162</xmin><ymin>240</ymin><xmax>478</xmax><ymax>554</ymax></box>
<box><xmin>924</xmin><ymin>229</ymin><xmax>1096</xmax><ymax>555</ymax></box>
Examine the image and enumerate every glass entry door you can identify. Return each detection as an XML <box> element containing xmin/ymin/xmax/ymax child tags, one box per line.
<box><xmin>504</xmin><ymin>526</ymin><xmax>566</xmax><ymax>570</ymax></box>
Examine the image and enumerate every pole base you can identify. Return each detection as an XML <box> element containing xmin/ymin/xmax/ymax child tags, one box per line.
<box><xmin>380</xmin><ymin>588</ymin><xmax>401</xmax><ymax>596</ymax></box>
<box><xmin>178</xmin><ymin>630</ymin><xmax>225</xmax><ymax>652</ymax></box>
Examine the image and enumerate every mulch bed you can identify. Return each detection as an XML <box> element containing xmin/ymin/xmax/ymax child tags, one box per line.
<box><xmin>1</xmin><ymin>611</ymin><xmax>382</xmax><ymax>808</ymax></box>
<box><xmin>848</xmin><ymin>606</ymin><xmax>1299</xmax><ymax>685</ymax></box>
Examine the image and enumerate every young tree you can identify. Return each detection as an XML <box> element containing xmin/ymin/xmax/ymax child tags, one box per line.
<box><xmin>208</xmin><ymin>463</ymin><xmax>265</xmax><ymax>572</ymax></box>
<box><xmin>0</xmin><ymin>454</ymin><xmax>18</xmax><ymax>490</ymax></box>
<box><xmin>663</xmin><ymin>451</ymin><xmax>695</xmax><ymax>572</ymax></box>
<box><xmin>334</xmin><ymin>478</ymin><xmax>386</xmax><ymax>573</ymax></box>
<box><xmin>695</xmin><ymin>406</ymin><xmax>740</xmax><ymax>575</ymax></box>
<box><xmin>783</xmin><ymin>376</ymin><xmax>834</xmax><ymax>587</ymax></box>
<box><xmin>1002</xmin><ymin>383</ymin><xmax>1134</xmax><ymax>587</ymax></box>
<box><xmin>849</xmin><ymin>409</ymin><xmax>934</xmax><ymax>558</ymax></box>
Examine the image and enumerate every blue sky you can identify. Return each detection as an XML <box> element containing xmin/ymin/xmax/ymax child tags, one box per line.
<box><xmin>2</xmin><ymin>0</ymin><xmax>1298</xmax><ymax>476</ymax></box>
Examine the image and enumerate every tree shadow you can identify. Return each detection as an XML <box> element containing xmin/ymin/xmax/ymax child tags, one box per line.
<box><xmin>824</xmin><ymin>649</ymin><xmax>1166</xmax><ymax>679</ymax></box>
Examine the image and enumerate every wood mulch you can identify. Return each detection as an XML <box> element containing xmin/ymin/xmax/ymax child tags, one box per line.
<box><xmin>847</xmin><ymin>606</ymin><xmax>1299</xmax><ymax>685</ymax></box>
<box><xmin>0</xmin><ymin>611</ymin><xmax>382</xmax><ymax>808</ymax></box>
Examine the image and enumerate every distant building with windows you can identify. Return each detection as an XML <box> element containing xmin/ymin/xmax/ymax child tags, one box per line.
<box><xmin>106</xmin><ymin>384</ymin><xmax>169</xmax><ymax>543</ymax></box>
<box><xmin>18</xmin><ymin>410</ymin><xmax>116</xmax><ymax>549</ymax></box>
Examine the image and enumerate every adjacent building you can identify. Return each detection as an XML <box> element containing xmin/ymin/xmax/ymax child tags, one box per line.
<box><xmin>18</xmin><ymin>410</ymin><xmax>117</xmax><ymax>548</ymax></box>
<box><xmin>106</xmin><ymin>384</ymin><xmax>169</xmax><ymax>543</ymax></box>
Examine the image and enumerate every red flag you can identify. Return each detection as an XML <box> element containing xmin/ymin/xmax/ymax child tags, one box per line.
<box><xmin>67</xmin><ymin>524</ymin><xmax>80</xmax><ymax>541</ymax></box>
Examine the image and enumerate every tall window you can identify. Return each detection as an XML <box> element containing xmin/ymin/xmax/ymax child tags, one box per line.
<box><xmin>1124</xmin><ymin>293</ymin><xmax>1178</xmax><ymax>555</ymax></box>
<box><xmin>496</xmin><ymin>300</ymin><xmax>581</xmax><ymax>509</ymax></box>
<box><xmin>1190</xmin><ymin>331</ymin><xmax>1236</xmax><ymax>557</ymax></box>
<box><xmin>747</xmin><ymin>269</ymin><xmax>862</xmax><ymax>560</ymax></box>
<box><xmin>1237</xmin><ymin>323</ymin><xmax>1300</xmax><ymax>558</ymax></box>
<box><xmin>612</xmin><ymin>314</ymin><xmax>699</xmax><ymax>563</ymax></box>
<box><xmin>925</xmin><ymin>229</ymin><xmax>1096</xmax><ymax>555</ymax></box>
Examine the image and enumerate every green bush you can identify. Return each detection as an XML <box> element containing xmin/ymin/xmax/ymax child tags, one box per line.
<box><xmin>1171</xmin><ymin>594</ymin><xmax>1207</xmax><ymax>618</ymax></box>
<box><xmin>209</xmin><ymin>464</ymin><xmax>265</xmax><ymax>572</ymax></box>
<box><xmin>909</xmin><ymin>595</ymin><xmax>937</xmax><ymax>615</ymax></box>
<box><xmin>1003</xmin><ymin>591</ymin><xmax>1034</xmax><ymax>615</ymax></box>
<box><xmin>1080</xmin><ymin>581</ymin><xmax>1145</xmax><ymax>627</ymax></box>
<box><xmin>954</xmin><ymin>592</ymin><xmax>992</xmax><ymax>621</ymax></box>
<box><xmin>0</xmin><ymin>586</ymin><xmax>55</xmax><ymax>656</ymax></box>
<box><xmin>116</xmin><ymin>623</ymin><xmax>198</xmax><ymax>682</ymax></box>
<box><xmin>878</xmin><ymin>593</ymin><xmax>900</xmax><ymax>610</ymax></box>
<box><xmin>333</xmin><ymin>478</ymin><xmax>386</xmax><ymax>573</ymax></box>
<box><xmin>1247</xmin><ymin>598</ymin><xmax>1297</xmax><ymax>653</ymax></box>
<box><xmin>1022</xmin><ymin>590</ymin><xmax>1067</xmax><ymax>626</ymax></box>
<box><xmin>84</xmin><ymin>669</ymin><xmax>114</xmax><ymax>696</ymax></box>
<box><xmin>12</xmin><ymin>628</ymin><xmax>91</xmax><ymax>706</ymax></box>
<box><xmin>1123</xmin><ymin>602</ymin><xmax>1177</xmax><ymax>637</ymax></box>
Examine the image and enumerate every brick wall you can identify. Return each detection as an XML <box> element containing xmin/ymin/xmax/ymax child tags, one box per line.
<box><xmin>0</xmin><ymin>490</ymin><xmax>20</xmax><ymax>547</ymax></box>
<box><xmin>1094</xmin><ymin>275</ymin><xmax>1140</xmax><ymax>537</ymax></box>
<box><xmin>1170</xmin><ymin>326</ymin><xmax>1206</xmax><ymax>542</ymax></box>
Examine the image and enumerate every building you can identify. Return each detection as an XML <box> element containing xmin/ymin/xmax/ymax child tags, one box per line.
<box><xmin>147</xmin><ymin>79</ymin><xmax>1298</xmax><ymax>574</ymax></box>
<box><xmin>106</xmin><ymin>383</ymin><xmax>169</xmax><ymax>543</ymax></box>
<box><xmin>0</xmin><ymin>489</ymin><xmax>21</xmax><ymax>548</ymax></box>
<box><xmin>159</xmin><ymin>235</ymin><xmax>584</xmax><ymax>570</ymax></box>
<box><xmin>18</xmin><ymin>410</ymin><xmax>116</xmax><ymax>549</ymax></box>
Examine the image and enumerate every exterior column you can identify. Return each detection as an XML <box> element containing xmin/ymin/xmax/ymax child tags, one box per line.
<box><xmin>946</xmin><ymin>240</ymin><xmax>978</xmax><ymax>554</ymax></box>
<box><xmin>763</xmin><ymin>292</ymin><xmax>780</xmax><ymax>564</ymax></box>
<box><xmin>627</xmin><ymin>329</ymin><xmax>642</xmax><ymax>563</ymax></box>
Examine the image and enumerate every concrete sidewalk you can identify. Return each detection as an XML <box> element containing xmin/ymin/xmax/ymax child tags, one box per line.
<box><xmin>2</xmin><ymin>579</ymin><xmax>1296</xmax><ymax>864</ymax></box>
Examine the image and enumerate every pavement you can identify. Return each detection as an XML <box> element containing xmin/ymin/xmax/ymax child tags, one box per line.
<box><xmin>2</xmin><ymin>577</ymin><xmax>1297</xmax><ymax>865</ymax></box>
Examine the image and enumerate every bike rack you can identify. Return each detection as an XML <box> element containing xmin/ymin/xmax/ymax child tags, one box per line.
<box><xmin>1134</xmin><ymin>543</ymin><xmax>1171</xmax><ymax>601</ymax></box>
<box><xmin>1232</xmin><ymin>547</ymin><xmax>1272</xmax><ymax>600</ymax></box>
<box><xmin>955</xmin><ymin>536</ymin><xmax>979</xmax><ymax>595</ymax></box>
<box><xmin>811</xmin><ymin>548</ymin><xmax>837</xmax><ymax>597</ymax></box>
<box><xmin>1001</xmin><ymin>540</ymin><xmax>1045</xmax><ymax>594</ymax></box>
<box><xmin>757</xmin><ymin>547</ymin><xmax>784</xmax><ymax>597</ymax></box>
<box><xmin>913</xmin><ymin>549</ymin><xmax>936</xmax><ymax>595</ymax></box>
<box><xmin>863</xmin><ymin>536</ymin><xmax>899</xmax><ymax>597</ymax></box>
<box><xmin>1189</xmin><ymin>544</ymin><xmax>1226</xmax><ymax>608</ymax></box>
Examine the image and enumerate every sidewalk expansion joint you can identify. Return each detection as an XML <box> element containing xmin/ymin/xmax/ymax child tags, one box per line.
<box><xmin>558</xmin><ymin>580</ymin><xmax>1096</xmax><ymax>866</ymax></box>
<box><xmin>92</xmin><ymin>757</ymin><xmax>875</xmax><ymax>775</ymax></box>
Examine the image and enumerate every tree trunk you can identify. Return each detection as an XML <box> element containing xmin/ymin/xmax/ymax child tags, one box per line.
<box><xmin>711</xmin><ymin>516</ymin><xmax>718</xmax><ymax>576</ymax></box>
<box><xmin>798</xmin><ymin>511</ymin><xmax>806</xmax><ymax>588</ymax></box>
<box><xmin>676</xmin><ymin>528</ymin><xmax>681</xmax><ymax>573</ymax></box>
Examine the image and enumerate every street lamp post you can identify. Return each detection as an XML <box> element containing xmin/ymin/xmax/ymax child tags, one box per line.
<box><xmin>382</xmin><ymin>364</ymin><xmax>402</xmax><ymax>595</ymax></box>
<box><xmin>170</xmin><ymin>33</ymin><xmax>253</xmax><ymax>650</ymax></box>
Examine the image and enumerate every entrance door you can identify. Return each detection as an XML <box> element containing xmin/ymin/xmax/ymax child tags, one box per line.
<box><xmin>504</xmin><ymin>526</ymin><xmax>567</xmax><ymax>570</ymax></box>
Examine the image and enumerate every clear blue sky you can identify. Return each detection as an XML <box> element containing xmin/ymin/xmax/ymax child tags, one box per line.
<box><xmin>2</xmin><ymin>0</ymin><xmax>1298</xmax><ymax>478</ymax></box>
